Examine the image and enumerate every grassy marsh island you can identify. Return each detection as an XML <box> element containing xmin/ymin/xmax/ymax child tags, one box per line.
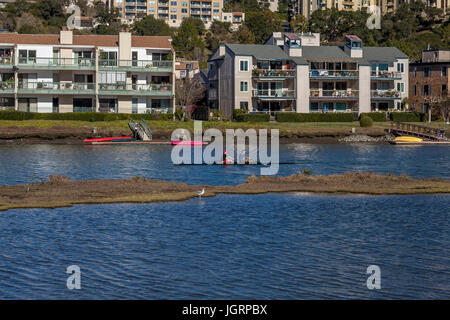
<box><xmin>1</xmin><ymin>172</ymin><xmax>449</xmax><ymax>211</ymax></box>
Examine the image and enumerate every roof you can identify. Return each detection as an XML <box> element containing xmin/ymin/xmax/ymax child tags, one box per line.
<box><xmin>224</xmin><ymin>44</ymin><xmax>290</xmax><ymax>60</ymax></box>
<box><xmin>345</xmin><ymin>35</ymin><xmax>362</xmax><ymax>41</ymax></box>
<box><xmin>0</xmin><ymin>33</ymin><xmax>172</xmax><ymax>49</ymax></box>
<box><xmin>175</xmin><ymin>60</ymin><xmax>199</xmax><ymax>70</ymax></box>
<box><xmin>363</xmin><ymin>47</ymin><xmax>409</xmax><ymax>60</ymax></box>
<box><xmin>284</xmin><ymin>33</ymin><xmax>301</xmax><ymax>40</ymax></box>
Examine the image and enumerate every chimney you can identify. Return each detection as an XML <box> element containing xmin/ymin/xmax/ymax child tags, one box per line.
<box><xmin>219</xmin><ymin>44</ymin><xmax>226</xmax><ymax>56</ymax></box>
<box><xmin>60</xmin><ymin>29</ymin><xmax>73</xmax><ymax>45</ymax></box>
<box><xmin>119</xmin><ymin>32</ymin><xmax>132</xmax><ymax>61</ymax></box>
<box><xmin>344</xmin><ymin>35</ymin><xmax>363</xmax><ymax>58</ymax></box>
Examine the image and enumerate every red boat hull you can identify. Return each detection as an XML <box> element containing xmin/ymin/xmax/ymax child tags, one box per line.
<box><xmin>84</xmin><ymin>137</ymin><xmax>133</xmax><ymax>143</ymax></box>
<box><xmin>171</xmin><ymin>141</ymin><xmax>205</xmax><ymax>146</ymax></box>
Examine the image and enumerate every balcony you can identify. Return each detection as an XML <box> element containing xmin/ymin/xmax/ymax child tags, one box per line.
<box><xmin>158</xmin><ymin>1</ymin><xmax>169</xmax><ymax>6</ymax></box>
<box><xmin>371</xmin><ymin>70</ymin><xmax>402</xmax><ymax>79</ymax></box>
<box><xmin>310</xmin><ymin>89</ymin><xmax>359</xmax><ymax>99</ymax></box>
<box><xmin>17</xmin><ymin>57</ymin><xmax>96</xmax><ymax>70</ymax></box>
<box><xmin>18</xmin><ymin>82</ymin><xmax>95</xmax><ymax>94</ymax></box>
<box><xmin>253</xmin><ymin>89</ymin><xmax>296</xmax><ymax>99</ymax></box>
<box><xmin>252</xmin><ymin>69</ymin><xmax>296</xmax><ymax>78</ymax></box>
<box><xmin>0</xmin><ymin>56</ymin><xmax>13</xmax><ymax>68</ymax></box>
<box><xmin>98</xmin><ymin>59</ymin><xmax>173</xmax><ymax>72</ymax></box>
<box><xmin>371</xmin><ymin>90</ymin><xmax>401</xmax><ymax>99</ymax></box>
<box><xmin>98</xmin><ymin>83</ymin><xmax>173</xmax><ymax>96</ymax></box>
<box><xmin>0</xmin><ymin>81</ymin><xmax>14</xmax><ymax>94</ymax></box>
<box><xmin>309</xmin><ymin>69</ymin><xmax>359</xmax><ymax>78</ymax></box>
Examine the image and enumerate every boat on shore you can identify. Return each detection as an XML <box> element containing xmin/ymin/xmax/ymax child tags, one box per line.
<box><xmin>394</xmin><ymin>136</ymin><xmax>423</xmax><ymax>143</ymax></box>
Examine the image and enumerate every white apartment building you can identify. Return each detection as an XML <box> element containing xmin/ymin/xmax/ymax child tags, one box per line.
<box><xmin>207</xmin><ymin>34</ymin><xmax>409</xmax><ymax>118</ymax></box>
<box><xmin>0</xmin><ymin>30</ymin><xmax>175</xmax><ymax>114</ymax></box>
<box><xmin>111</xmin><ymin>0</ymin><xmax>224</xmax><ymax>28</ymax></box>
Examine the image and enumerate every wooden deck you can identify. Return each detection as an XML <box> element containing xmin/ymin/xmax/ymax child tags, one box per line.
<box><xmin>390</xmin><ymin>122</ymin><xmax>447</xmax><ymax>141</ymax></box>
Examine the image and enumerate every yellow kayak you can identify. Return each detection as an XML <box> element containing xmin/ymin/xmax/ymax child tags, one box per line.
<box><xmin>394</xmin><ymin>136</ymin><xmax>423</xmax><ymax>143</ymax></box>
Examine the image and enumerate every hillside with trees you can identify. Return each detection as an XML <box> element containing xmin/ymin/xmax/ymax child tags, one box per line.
<box><xmin>0</xmin><ymin>0</ymin><xmax>448</xmax><ymax>63</ymax></box>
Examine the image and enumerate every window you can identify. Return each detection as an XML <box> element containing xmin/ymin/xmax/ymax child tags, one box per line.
<box><xmin>182</xmin><ymin>1</ymin><xmax>187</xmax><ymax>6</ymax></box>
<box><xmin>170</xmin><ymin>8</ymin><xmax>177</xmax><ymax>12</ymax></box>
<box><xmin>412</xmin><ymin>66</ymin><xmax>416</xmax><ymax>77</ymax></box>
<box><xmin>99</xmin><ymin>98</ymin><xmax>118</xmax><ymax>113</ymax></box>
<box><xmin>423</xmin><ymin>67</ymin><xmax>431</xmax><ymax>77</ymax></box>
<box><xmin>442</xmin><ymin>85</ymin><xmax>447</xmax><ymax>94</ymax></box>
<box><xmin>379</xmin><ymin>63</ymin><xmax>388</xmax><ymax>71</ymax></box>
<box><xmin>52</xmin><ymin>97</ymin><xmax>59</xmax><ymax>113</ymax></box>
<box><xmin>397</xmin><ymin>82</ymin><xmax>404</xmax><ymax>93</ymax></box>
<box><xmin>240</xmin><ymin>81</ymin><xmax>248</xmax><ymax>92</ymax></box>
<box><xmin>240</xmin><ymin>101</ymin><xmax>248</xmax><ymax>111</ymax></box>
<box><xmin>0</xmin><ymin>97</ymin><xmax>14</xmax><ymax>110</ymax></box>
<box><xmin>152</xmin><ymin>52</ymin><xmax>168</xmax><ymax>61</ymax></box>
<box><xmin>99</xmin><ymin>71</ymin><xmax>126</xmax><ymax>84</ymax></box>
<box><xmin>213</xmin><ymin>2</ymin><xmax>219</xmax><ymax>7</ymax></box>
<box><xmin>149</xmin><ymin>7</ymin><xmax>155</xmax><ymax>11</ymax></box>
<box><xmin>170</xmin><ymin>14</ymin><xmax>177</xmax><ymax>19</ymax></box>
<box><xmin>442</xmin><ymin>67</ymin><xmax>447</xmax><ymax>77</ymax></box>
<box><xmin>18</xmin><ymin>50</ymin><xmax>36</xmax><ymax>63</ymax></box>
<box><xmin>422</xmin><ymin>85</ymin><xmax>430</xmax><ymax>96</ymax></box>
<box><xmin>181</xmin><ymin>8</ymin><xmax>187</xmax><ymax>12</ymax></box>
<box><xmin>170</xmin><ymin>1</ymin><xmax>177</xmax><ymax>4</ymax></box>
<box><xmin>239</xmin><ymin>60</ymin><xmax>249</xmax><ymax>72</ymax></box>
<box><xmin>397</xmin><ymin>63</ymin><xmax>404</xmax><ymax>73</ymax></box>
<box><xmin>413</xmin><ymin>85</ymin><xmax>416</xmax><ymax>96</ymax></box>
<box><xmin>18</xmin><ymin>98</ymin><xmax>37</xmax><ymax>112</ymax></box>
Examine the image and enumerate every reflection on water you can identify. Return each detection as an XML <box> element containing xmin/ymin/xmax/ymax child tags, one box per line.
<box><xmin>0</xmin><ymin>143</ymin><xmax>449</xmax><ymax>186</ymax></box>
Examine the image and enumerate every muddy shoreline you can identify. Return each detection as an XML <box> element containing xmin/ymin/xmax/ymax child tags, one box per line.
<box><xmin>1</xmin><ymin>172</ymin><xmax>449</xmax><ymax>211</ymax></box>
<box><xmin>0</xmin><ymin>125</ymin><xmax>391</xmax><ymax>145</ymax></box>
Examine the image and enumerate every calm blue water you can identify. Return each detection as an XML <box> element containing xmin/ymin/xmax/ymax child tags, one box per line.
<box><xmin>0</xmin><ymin>144</ymin><xmax>449</xmax><ymax>299</ymax></box>
<box><xmin>0</xmin><ymin>144</ymin><xmax>449</xmax><ymax>185</ymax></box>
<box><xmin>0</xmin><ymin>194</ymin><xmax>448</xmax><ymax>299</ymax></box>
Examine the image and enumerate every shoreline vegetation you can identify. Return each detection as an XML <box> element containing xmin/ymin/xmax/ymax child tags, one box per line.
<box><xmin>1</xmin><ymin>172</ymin><xmax>449</xmax><ymax>211</ymax></box>
<box><xmin>0</xmin><ymin>119</ymin><xmax>429</xmax><ymax>144</ymax></box>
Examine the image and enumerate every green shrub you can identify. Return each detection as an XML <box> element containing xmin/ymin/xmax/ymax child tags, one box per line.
<box><xmin>233</xmin><ymin>109</ymin><xmax>244</xmax><ymax>120</ymax></box>
<box><xmin>234</xmin><ymin>113</ymin><xmax>270</xmax><ymax>122</ymax></box>
<box><xmin>360</xmin><ymin>112</ymin><xmax>387</xmax><ymax>122</ymax></box>
<box><xmin>360</xmin><ymin>116</ymin><xmax>373</xmax><ymax>127</ymax></box>
<box><xmin>390</xmin><ymin>112</ymin><xmax>425</xmax><ymax>122</ymax></box>
<box><xmin>276</xmin><ymin>112</ymin><xmax>355</xmax><ymax>122</ymax></box>
<box><xmin>0</xmin><ymin>111</ymin><xmax>174</xmax><ymax>122</ymax></box>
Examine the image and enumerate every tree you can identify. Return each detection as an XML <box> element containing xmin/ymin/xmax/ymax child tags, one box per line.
<box><xmin>175</xmin><ymin>77</ymin><xmax>206</xmax><ymax>120</ymax></box>
<box><xmin>132</xmin><ymin>15</ymin><xmax>171</xmax><ymax>36</ymax></box>
<box><xmin>172</xmin><ymin>18</ymin><xmax>205</xmax><ymax>59</ymax></box>
<box><xmin>93</xmin><ymin>0</ymin><xmax>120</xmax><ymax>25</ymax></box>
<box><xmin>290</xmin><ymin>15</ymin><xmax>308</xmax><ymax>33</ymax></box>
<box><xmin>234</xmin><ymin>25</ymin><xmax>256</xmax><ymax>44</ymax></box>
<box><xmin>244</xmin><ymin>10</ymin><xmax>283</xmax><ymax>44</ymax></box>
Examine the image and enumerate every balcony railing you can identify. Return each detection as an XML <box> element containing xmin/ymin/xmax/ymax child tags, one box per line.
<box><xmin>98</xmin><ymin>83</ymin><xmax>172</xmax><ymax>95</ymax></box>
<box><xmin>252</xmin><ymin>69</ymin><xmax>296</xmax><ymax>78</ymax></box>
<box><xmin>18</xmin><ymin>82</ymin><xmax>95</xmax><ymax>93</ymax></box>
<box><xmin>98</xmin><ymin>59</ymin><xmax>173</xmax><ymax>71</ymax></box>
<box><xmin>253</xmin><ymin>89</ymin><xmax>296</xmax><ymax>98</ymax></box>
<box><xmin>309</xmin><ymin>69</ymin><xmax>359</xmax><ymax>77</ymax></box>
<box><xmin>310</xmin><ymin>89</ymin><xmax>359</xmax><ymax>98</ymax></box>
<box><xmin>371</xmin><ymin>70</ymin><xmax>402</xmax><ymax>78</ymax></box>
<box><xmin>371</xmin><ymin>90</ymin><xmax>401</xmax><ymax>98</ymax></box>
<box><xmin>17</xmin><ymin>57</ymin><xmax>96</xmax><ymax>69</ymax></box>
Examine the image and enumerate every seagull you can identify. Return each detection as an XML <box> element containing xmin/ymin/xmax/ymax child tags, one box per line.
<box><xmin>197</xmin><ymin>188</ymin><xmax>205</xmax><ymax>198</ymax></box>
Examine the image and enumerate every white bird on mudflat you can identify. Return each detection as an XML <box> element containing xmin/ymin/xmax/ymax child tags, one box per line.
<box><xmin>197</xmin><ymin>188</ymin><xmax>205</xmax><ymax>198</ymax></box>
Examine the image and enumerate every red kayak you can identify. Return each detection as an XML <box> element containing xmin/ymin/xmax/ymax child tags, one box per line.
<box><xmin>171</xmin><ymin>141</ymin><xmax>205</xmax><ymax>146</ymax></box>
<box><xmin>84</xmin><ymin>137</ymin><xmax>132</xmax><ymax>143</ymax></box>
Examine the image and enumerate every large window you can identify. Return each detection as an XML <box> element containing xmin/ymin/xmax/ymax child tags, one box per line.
<box><xmin>73</xmin><ymin>98</ymin><xmax>94</xmax><ymax>112</ymax></box>
<box><xmin>442</xmin><ymin>67</ymin><xmax>447</xmax><ymax>77</ymax></box>
<box><xmin>18</xmin><ymin>98</ymin><xmax>37</xmax><ymax>112</ymax></box>
<box><xmin>151</xmin><ymin>52</ymin><xmax>169</xmax><ymax>61</ymax></box>
<box><xmin>423</xmin><ymin>67</ymin><xmax>431</xmax><ymax>77</ymax></box>
<box><xmin>422</xmin><ymin>85</ymin><xmax>431</xmax><ymax>96</ymax></box>
<box><xmin>99</xmin><ymin>51</ymin><xmax>117</xmax><ymax>66</ymax></box>
<box><xmin>18</xmin><ymin>50</ymin><xmax>36</xmax><ymax>63</ymax></box>
<box><xmin>99</xmin><ymin>98</ymin><xmax>117</xmax><ymax>113</ymax></box>
<box><xmin>397</xmin><ymin>63</ymin><xmax>404</xmax><ymax>73</ymax></box>
<box><xmin>0</xmin><ymin>97</ymin><xmax>14</xmax><ymax>110</ymax></box>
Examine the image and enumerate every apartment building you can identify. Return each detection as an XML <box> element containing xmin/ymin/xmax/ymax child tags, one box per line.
<box><xmin>409</xmin><ymin>49</ymin><xmax>449</xmax><ymax>113</ymax></box>
<box><xmin>290</xmin><ymin>0</ymin><xmax>448</xmax><ymax>19</ymax></box>
<box><xmin>111</xmin><ymin>0</ymin><xmax>224</xmax><ymax>28</ymax></box>
<box><xmin>0</xmin><ymin>30</ymin><xmax>175</xmax><ymax>114</ymax></box>
<box><xmin>207</xmin><ymin>34</ymin><xmax>409</xmax><ymax>118</ymax></box>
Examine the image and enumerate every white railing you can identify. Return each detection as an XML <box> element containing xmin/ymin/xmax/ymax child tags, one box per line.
<box><xmin>310</xmin><ymin>89</ymin><xmax>359</xmax><ymax>97</ymax></box>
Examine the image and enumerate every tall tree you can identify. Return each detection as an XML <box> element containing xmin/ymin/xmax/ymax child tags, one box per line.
<box><xmin>132</xmin><ymin>15</ymin><xmax>171</xmax><ymax>36</ymax></box>
<box><xmin>244</xmin><ymin>10</ymin><xmax>283</xmax><ymax>44</ymax></box>
<box><xmin>175</xmin><ymin>77</ymin><xmax>206</xmax><ymax>120</ymax></box>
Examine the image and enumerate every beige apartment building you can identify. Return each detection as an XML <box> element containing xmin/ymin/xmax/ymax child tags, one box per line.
<box><xmin>207</xmin><ymin>33</ymin><xmax>409</xmax><ymax>119</ymax></box>
<box><xmin>109</xmin><ymin>0</ymin><xmax>224</xmax><ymax>28</ymax></box>
<box><xmin>293</xmin><ymin>0</ymin><xmax>448</xmax><ymax>19</ymax></box>
<box><xmin>0</xmin><ymin>30</ymin><xmax>175</xmax><ymax>114</ymax></box>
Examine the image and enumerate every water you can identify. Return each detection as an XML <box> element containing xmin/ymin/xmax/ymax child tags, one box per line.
<box><xmin>0</xmin><ymin>144</ymin><xmax>449</xmax><ymax>299</ymax></box>
<box><xmin>0</xmin><ymin>144</ymin><xmax>449</xmax><ymax>186</ymax></box>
